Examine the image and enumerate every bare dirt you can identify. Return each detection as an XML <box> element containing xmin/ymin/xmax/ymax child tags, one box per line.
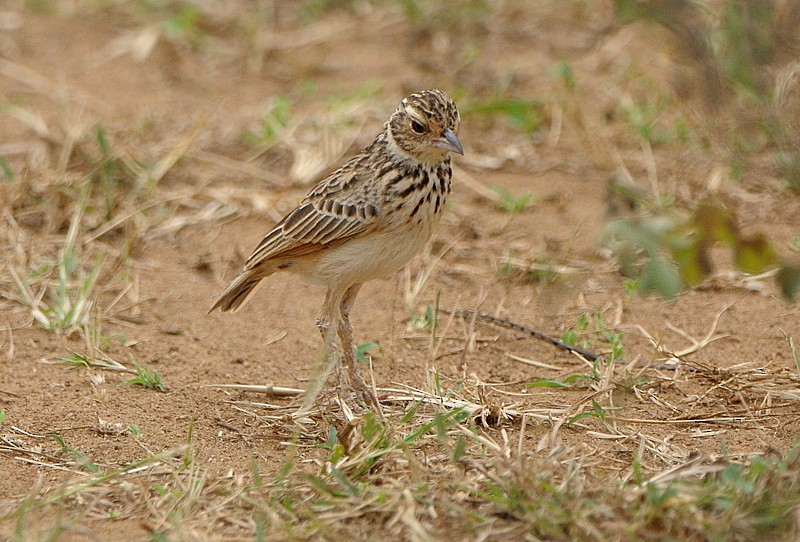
<box><xmin>1</xmin><ymin>2</ymin><xmax>799</xmax><ymax>540</ymax></box>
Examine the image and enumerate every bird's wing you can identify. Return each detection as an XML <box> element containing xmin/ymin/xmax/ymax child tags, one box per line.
<box><xmin>243</xmin><ymin>156</ymin><xmax>384</xmax><ymax>269</ymax></box>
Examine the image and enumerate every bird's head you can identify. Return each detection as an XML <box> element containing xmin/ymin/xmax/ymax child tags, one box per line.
<box><xmin>387</xmin><ymin>89</ymin><xmax>463</xmax><ymax>163</ymax></box>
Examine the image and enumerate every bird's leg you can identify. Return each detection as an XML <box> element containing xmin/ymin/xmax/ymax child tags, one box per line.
<box><xmin>297</xmin><ymin>288</ymin><xmax>344</xmax><ymax>413</ymax></box>
<box><xmin>338</xmin><ymin>283</ymin><xmax>362</xmax><ymax>384</ymax></box>
<box><xmin>338</xmin><ymin>283</ymin><xmax>380</xmax><ymax>409</ymax></box>
<box><xmin>316</xmin><ymin>287</ymin><xmax>345</xmax><ymax>378</ymax></box>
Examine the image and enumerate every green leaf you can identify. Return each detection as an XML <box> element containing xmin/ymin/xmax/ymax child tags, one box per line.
<box><xmin>639</xmin><ymin>257</ymin><xmax>683</xmax><ymax>298</ymax></box>
<box><xmin>0</xmin><ymin>156</ymin><xmax>14</xmax><ymax>180</ymax></box>
<box><xmin>670</xmin><ymin>239</ymin><xmax>708</xmax><ymax>287</ymax></box>
<box><xmin>612</xmin><ymin>0</ymin><xmax>677</xmax><ymax>24</ymax></box>
<box><xmin>554</xmin><ymin>60</ymin><xmax>577</xmax><ymax>92</ymax></box>
<box><xmin>568</xmin><ymin>409</ymin><xmax>600</xmax><ymax>425</ymax></box>
<box><xmin>561</xmin><ymin>330</ymin><xmax>578</xmax><ymax>346</ymax></box>
<box><xmin>122</xmin><ymin>361</ymin><xmax>167</xmax><ymax>392</ymax></box>
<box><xmin>400</xmin><ymin>400</ymin><xmax>424</xmax><ymax>424</ymax></box>
<box><xmin>47</xmin><ymin>433</ymin><xmax>100</xmax><ymax>473</ymax></box>
<box><xmin>564</xmin><ymin>373</ymin><xmax>593</xmax><ymax>384</ymax></box>
<box><xmin>694</xmin><ymin>201</ymin><xmax>736</xmax><ymax>245</ymax></box>
<box><xmin>591</xmin><ymin>399</ymin><xmax>606</xmax><ymax>420</ymax></box>
<box><xmin>452</xmin><ymin>434</ymin><xmax>467</xmax><ymax>462</ymax></box>
<box><xmin>355</xmin><ymin>341</ymin><xmax>381</xmax><ymax>364</ymax></box>
<box><xmin>734</xmin><ymin>234</ymin><xmax>779</xmax><ymax>274</ymax></box>
<box><xmin>604</xmin><ymin>218</ymin><xmax>662</xmax><ymax>257</ymax></box>
<box><xmin>527</xmin><ymin>379</ymin><xmax>571</xmax><ymax>389</ymax></box>
<box><xmin>163</xmin><ymin>6</ymin><xmax>201</xmax><ymax>39</ymax></box>
<box><xmin>95</xmin><ymin>125</ymin><xmax>111</xmax><ymax>155</ymax></box>
<box><xmin>777</xmin><ymin>264</ymin><xmax>800</xmax><ymax>303</ymax></box>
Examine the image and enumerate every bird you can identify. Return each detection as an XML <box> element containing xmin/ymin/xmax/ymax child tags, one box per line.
<box><xmin>209</xmin><ymin>89</ymin><xmax>462</xmax><ymax>408</ymax></box>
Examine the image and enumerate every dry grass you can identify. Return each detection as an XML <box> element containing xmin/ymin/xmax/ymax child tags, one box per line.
<box><xmin>1</xmin><ymin>1</ymin><xmax>800</xmax><ymax>540</ymax></box>
<box><xmin>3</xmin><ymin>379</ymin><xmax>800</xmax><ymax>540</ymax></box>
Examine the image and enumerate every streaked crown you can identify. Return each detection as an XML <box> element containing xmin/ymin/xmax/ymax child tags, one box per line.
<box><xmin>387</xmin><ymin>89</ymin><xmax>462</xmax><ymax>163</ymax></box>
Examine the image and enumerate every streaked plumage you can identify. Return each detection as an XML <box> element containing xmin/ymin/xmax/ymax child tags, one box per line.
<box><xmin>210</xmin><ymin>90</ymin><xmax>462</xmax><ymax>406</ymax></box>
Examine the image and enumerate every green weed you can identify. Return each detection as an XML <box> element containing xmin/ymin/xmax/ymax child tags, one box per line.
<box><xmin>128</xmin><ymin>424</ymin><xmax>143</xmax><ymax>438</ymax></box>
<box><xmin>49</xmin><ymin>433</ymin><xmax>100</xmax><ymax>474</ymax></box>
<box><xmin>494</xmin><ymin>186</ymin><xmax>535</xmax><ymax>214</ymax></box>
<box><xmin>355</xmin><ymin>341</ymin><xmax>382</xmax><ymax>364</ymax></box>
<box><xmin>621</xmin><ymin>97</ymin><xmax>672</xmax><ymax>145</ymax></box>
<box><xmin>465</xmin><ymin>98</ymin><xmax>544</xmax><ymax>134</ymax></box>
<box><xmin>603</xmin><ymin>198</ymin><xmax>800</xmax><ymax>300</ymax></box>
<box><xmin>0</xmin><ymin>155</ymin><xmax>14</xmax><ymax>180</ymax></box>
<box><xmin>560</xmin><ymin>313</ymin><xmax>591</xmax><ymax>351</ymax></box>
<box><xmin>162</xmin><ymin>5</ymin><xmax>202</xmax><ymax>42</ymax></box>
<box><xmin>552</xmin><ymin>59</ymin><xmax>577</xmax><ymax>93</ymax></box>
<box><xmin>12</xmin><ymin>187</ymin><xmax>106</xmax><ymax>333</ymax></box>
<box><xmin>244</xmin><ymin>96</ymin><xmax>293</xmax><ymax>146</ymax></box>
<box><xmin>409</xmin><ymin>304</ymin><xmax>436</xmax><ymax>332</ymax></box>
<box><xmin>56</xmin><ymin>351</ymin><xmax>130</xmax><ymax>372</ymax></box>
<box><xmin>613</xmin><ymin>0</ymin><xmax>800</xmax><ymax>189</ymax></box>
<box><xmin>122</xmin><ymin>359</ymin><xmax>167</xmax><ymax>392</ymax></box>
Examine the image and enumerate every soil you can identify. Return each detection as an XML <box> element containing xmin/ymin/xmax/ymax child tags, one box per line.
<box><xmin>1</xmin><ymin>2</ymin><xmax>799</xmax><ymax>540</ymax></box>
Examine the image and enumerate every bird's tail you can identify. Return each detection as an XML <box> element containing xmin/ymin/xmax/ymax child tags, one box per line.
<box><xmin>208</xmin><ymin>268</ymin><xmax>274</xmax><ymax>314</ymax></box>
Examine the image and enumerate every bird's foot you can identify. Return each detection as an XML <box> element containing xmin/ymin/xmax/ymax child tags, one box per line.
<box><xmin>294</xmin><ymin>362</ymin><xmax>381</xmax><ymax>421</ymax></box>
<box><xmin>336</xmin><ymin>368</ymin><xmax>381</xmax><ymax>417</ymax></box>
<box><xmin>294</xmin><ymin>372</ymin><xmax>379</xmax><ymax>420</ymax></box>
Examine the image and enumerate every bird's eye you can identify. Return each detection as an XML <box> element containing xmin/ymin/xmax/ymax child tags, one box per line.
<box><xmin>410</xmin><ymin>120</ymin><xmax>426</xmax><ymax>134</ymax></box>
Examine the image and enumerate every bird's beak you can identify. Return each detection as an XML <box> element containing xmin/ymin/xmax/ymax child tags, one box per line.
<box><xmin>432</xmin><ymin>129</ymin><xmax>464</xmax><ymax>155</ymax></box>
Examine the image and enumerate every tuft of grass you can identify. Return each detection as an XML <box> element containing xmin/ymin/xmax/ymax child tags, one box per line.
<box><xmin>612</xmin><ymin>0</ymin><xmax>800</xmax><ymax>189</ymax></box>
<box><xmin>243</xmin><ymin>96</ymin><xmax>293</xmax><ymax>146</ymax></box>
<box><xmin>464</xmin><ymin>97</ymin><xmax>544</xmax><ymax>134</ymax></box>
<box><xmin>539</xmin><ymin>311</ymin><xmax>625</xmax><ymax>393</ymax></box>
<box><xmin>620</xmin><ymin>96</ymin><xmax>672</xmax><ymax>145</ymax></box>
<box><xmin>408</xmin><ymin>304</ymin><xmax>436</xmax><ymax>332</ymax></box>
<box><xmin>122</xmin><ymin>359</ymin><xmax>167</xmax><ymax>392</ymax></box>
<box><xmin>493</xmin><ymin>186</ymin><xmax>535</xmax><ymax>215</ymax></box>
<box><xmin>1</xmin><ymin>444</ymin><xmax>190</xmax><ymax>524</ymax></box>
<box><xmin>398</xmin><ymin>0</ymin><xmax>492</xmax><ymax>36</ymax></box>
<box><xmin>11</xmin><ymin>186</ymin><xmax>106</xmax><ymax>333</ymax></box>
<box><xmin>560</xmin><ymin>313</ymin><xmax>591</xmax><ymax>350</ymax></box>
<box><xmin>91</xmin><ymin>124</ymin><xmax>136</xmax><ymax>220</ymax></box>
<box><xmin>299</xmin><ymin>0</ymin><xmax>360</xmax><ymax>23</ymax></box>
<box><xmin>4</xmin><ymin>388</ymin><xmax>800</xmax><ymax>540</ymax></box>
<box><xmin>56</xmin><ymin>351</ymin><xmax>130</xmax><ymax>373</ymax></box>
<box><xmin>468</xmin><ymin>445</ymin><xmax>800</xmax><ymax>541</ymax></box>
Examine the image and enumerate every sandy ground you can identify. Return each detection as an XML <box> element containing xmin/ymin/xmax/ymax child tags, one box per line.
<box><xmin>1</xmin><ymin>2</ymin><xmax>799</xmax><ymax>539</ymax></box>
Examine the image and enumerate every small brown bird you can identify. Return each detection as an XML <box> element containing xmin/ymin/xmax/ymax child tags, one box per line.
<box><xmin>210</xmin><ymin>90</ymin><xmax>462</xmax><ymax>405</ymax></box>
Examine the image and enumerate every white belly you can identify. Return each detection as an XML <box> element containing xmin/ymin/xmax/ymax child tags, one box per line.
<box><xmin>295</xmin><ymin>220</ymin><xmax>436</xmax><ymax>288</ymax></box>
